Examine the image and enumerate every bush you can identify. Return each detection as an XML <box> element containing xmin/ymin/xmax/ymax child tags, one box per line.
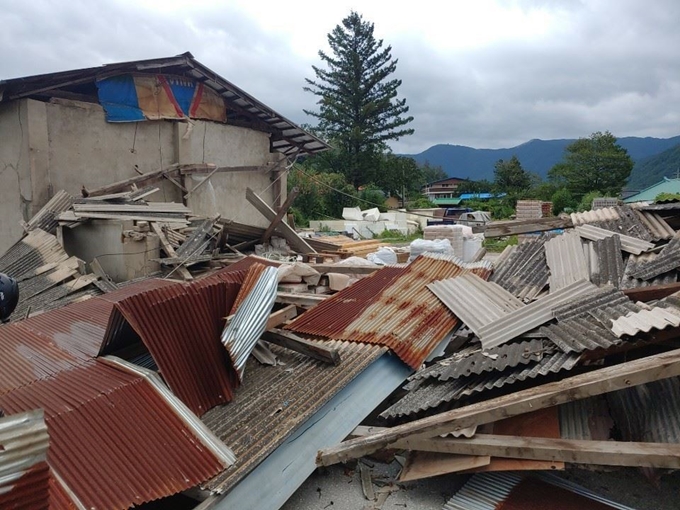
<box><xmin>577</xmin><ymin>190</ymin><xmax>603</xmax><ymax>212</ymax></box>
<box><xmin>551</xmin><ymin>188</ymin><xmax>577</xmax><ymax>215</ymax></box>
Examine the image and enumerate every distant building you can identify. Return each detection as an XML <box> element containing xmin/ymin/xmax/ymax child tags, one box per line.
<box><xmin>623</xmin><ymin>177</ymin><xmax>680</xmax><ymax>203</ymax></box>
<box><xmin>422</xmin><ymin>177</ymin><xmax>468</xmax><ymax>201</ymax></box>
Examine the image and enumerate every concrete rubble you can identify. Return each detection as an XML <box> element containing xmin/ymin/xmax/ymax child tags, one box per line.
<box><xmin>4</xmin><ymin>182</ymin><xmax>680</xmax><ymax>510</ymax></box>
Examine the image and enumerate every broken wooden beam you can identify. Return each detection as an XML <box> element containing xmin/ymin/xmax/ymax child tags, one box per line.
<box><xmin>480</xmin><ymin>216</ymin><xmax>573</xmax><ymax>238</ymax></box>
<box><xmin>392</xmin><ymin>434</ymin><xmax>680</xmax><ymax>469</ymax></box>
<box><xmin>261</xmin><ymin>187</ymin><xmax>299</xmax><ymax>244</ymax></box>
<box><xmin>262</xmin><ymin>328</ymin><xmax>341</xmax><ymax>365</ymax></box>
<box><xmin>150</xmin><ymin>222</ymin><xmax>193</xmax><ymax>281</ymax></box>
<box><xmin>245</xmin><ymin>187</ymin><xmax>315</xmax><ymax>254</ymax></box>
<box><xmin>316</xmin><ymin>348</ymin><xmax>680</xmax><ymax>466</ymax></box>
<box><xmin>265</xmin><ymin>305</ymin><xmax>298</xmax><ymax>329</ymax></box>
<box><xmin>623</xmin><ymin>281</ymin><xmax>680</xmax><ymax>302</ymax></box>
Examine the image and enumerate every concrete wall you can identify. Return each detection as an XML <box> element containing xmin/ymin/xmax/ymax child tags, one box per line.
<box><xmin>61</xmin><ymin>220</ymin><xmax>160</xmax><ymax>283</ymax></box>
<box><xmin>0</xmin><ymin>96</ymin><xmax>286</xmax><ymax>255</ymax></box>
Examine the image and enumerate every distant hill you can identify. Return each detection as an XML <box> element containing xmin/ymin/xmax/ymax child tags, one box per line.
<box><xmin>403</xmin><ymin>136</ymin><xmax>680</xmax><ymax>183</ymax></box>
<box><xmin>627</xmin><ymin>143</ymin><xmax>680</xmax><ymax>191</ymax></box>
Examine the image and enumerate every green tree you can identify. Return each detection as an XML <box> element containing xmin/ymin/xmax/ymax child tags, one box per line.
<box><xmin>304</xmin><ymin>11</ymin><xmax>414</xmax><ymax>187</ymax></box>
<box><xmin>288</xmin><ymin>166</ymin><xmax>358</xmax><ymax>226</ymax></box>
<box><xmin>420</xmin><ymin>161</ymin><xmax>448</xmax><ymax>185</ymax></box>
<box><xmin>493</xmin><ymin>156</ymin><xmax>533</xmax><ymax>195</ymax></box>
<box><xmin>375</xmin><ymin>154</ymin><xmax>423</xmax><ymax>206</ymax></box>
<box><xmin>457</xmin><ymin>179</ymin><xmax>492</xmax><ymax>194</ymax></box>
<box><xmin>551</xmin><ymin>188</ymin><xmax>576</xmax><ymax>215</ymax></box>
<box><xmin>548</xmin><ymin>131</ymin><xmax>633</xmax><ymax>200</ymax></box>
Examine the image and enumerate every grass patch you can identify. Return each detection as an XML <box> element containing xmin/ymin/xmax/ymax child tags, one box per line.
<box><xmin>483</xmin><ymin>235</ymin><xmax>518</xmax><ymax>252</ymax></box>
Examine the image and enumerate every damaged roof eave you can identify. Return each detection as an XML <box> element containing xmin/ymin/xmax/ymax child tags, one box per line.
<box><xmin>0</xmin><ymin>51</ymin><xmax>330</xmax><ymax>156</ymax></box>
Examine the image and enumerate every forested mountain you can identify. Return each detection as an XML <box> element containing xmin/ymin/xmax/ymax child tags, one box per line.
<box><xmin>404</xmin><ymin>136</ymin><xmax>680</xmax><ymax>184</ymax></box>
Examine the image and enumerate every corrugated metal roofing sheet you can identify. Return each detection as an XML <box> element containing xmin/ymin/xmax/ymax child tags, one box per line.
<box><xmin>620</xmin><ymin>251</ymin><xmax>678</xmax><ymax>289</ymax></box>
<box><xmin>571</xmin><ymin>205</ymin><xmax>664</xmax><ymax>242</ymax></box>
<box><xmin>606</xmin><ymin>377</ymin><xmax>680</xmax><ymax>444</ymax></box>
<box><xmin>559</xmin><ymin>395</ymin><xmax>613</xmax><ymax>441</ymax></box>
<box><xmin>477</xmin><ymin>279</ymin><xmax>599</xmax><ymax>349</ymax></box>
<box><xmin>584</xmin><ymin>235</ymin><xmax>625</xmax><ymax>287</ymax></box>
<box><xmin>490</xmin><ymin>236</ymin><xmax>550</xmax><ymax>301</ymax></box>
<box><xmin>575</xmin><ymin>224</ymin><xmax>655</xmax><ymax>255</ymax></box>
<box><xmin>111</xmin><ymin>280</ymin><xmax>242</xmax><ymax>414</ymax></box>
<box><xmin>221</xmin><ymin>266</ymin><xmax>278</xmax><ymax>380</ymax></box>
<box><xmin>0</xmin><ymin>360</ymin><xmax>228</xmax><ymax>510</ymax></box>
<box><xmin>287</xmin><ymin>254</ymin><xmax>493</xmax><ymax>369</ymax></box>
<box><xmin>609</xmin><ymin>304</ymin><xmax>680</xmax><ymax>337</ymax></box>
<box><xmin>202</xmin><ymin>340</ymin><xmax>388</xmax><ymax>493</ymax></box>
<box><xmin>25</xmin><ymin>190</ymin><xmax>75</xmax><ymax>235</ymax></box>
<box><xmin>0</xmin><ymin>229</ymin><xmax>69</xmax><ymax>280</ymax></box>
<box><xmin>444</xmin><ymin>472</ymin><xmax>636</xmax><ymax>510</ymax></box>
<box><xmin>627</xmin><ymin>231</ymin><xmax>680</xmax><ymax>280</ymax></box>
<box><xmin>381</xmin><ymin>351</ymin><xmax>580</xmax><ymax>419</ymax></box>
<box><xmin>428</xmin><ymin>273</ymin><xmax>524</xmax><ymax>336</ymax></box>
<box><xmin>634</xmin><ymin>210</ymin><xmax>675</xmax><ymax>241</ymax></box>
<box><xmin>0</xmin><ymin>410</ymin><xmax>51</xmax><ymax>510</ymax></box>
<box><xmin>545</xmin><ymin>231</ymin><xmax>589</xmax><ymax>291</ymax></box>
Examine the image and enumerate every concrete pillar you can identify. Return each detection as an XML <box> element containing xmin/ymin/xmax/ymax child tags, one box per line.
<box><xmin>26</xmin><ymin>99</ymin><xmax>50</xmax><ymax>216</ymax></box>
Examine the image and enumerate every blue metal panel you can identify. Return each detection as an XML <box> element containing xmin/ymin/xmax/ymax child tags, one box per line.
<box><xmin>203</xmin><ymin>354</ymin><xmax>412</xmax><ymax>510</ymax></box>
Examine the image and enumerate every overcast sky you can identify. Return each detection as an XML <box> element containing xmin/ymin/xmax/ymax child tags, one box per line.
<box><xmin>1</xmin><ymin>0</ymin><xmax>678</xmax><ymax>153</ymax></box>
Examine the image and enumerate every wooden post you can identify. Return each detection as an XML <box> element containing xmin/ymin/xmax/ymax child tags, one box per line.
<box><xmin>261</xmin><ymin>187</ymin><xmax>299</xmax><ymax>244</ymax></box>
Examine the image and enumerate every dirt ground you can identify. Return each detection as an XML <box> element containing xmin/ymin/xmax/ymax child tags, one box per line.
<box><xmin>281</xmin><ymin>461</ymin><xmax>680</xmax><ymax>510</ymax></box>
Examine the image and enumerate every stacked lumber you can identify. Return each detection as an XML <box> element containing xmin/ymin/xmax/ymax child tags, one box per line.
<box><xmin>311</xmin><ymin>236</ymin><xmax>387</xmax><ymax>257</ymax></box>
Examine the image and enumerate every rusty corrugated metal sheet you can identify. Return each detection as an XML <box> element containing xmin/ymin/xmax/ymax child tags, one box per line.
<box><xmin>49</xmin><ymin>475</ymin><xmax>80</xmax><ymax>510</ymax></box>
<box><xmin>0</xmin><ymin>360</ymin><xmax>227</xmax><ymax>510</ymax></box>
<box><xmin>112</xmin><ymin>280</ymin><xmax>242</xmax><ymax>414</ymax></box>
<box><xmin>490</xmin><ymin>235</ymin><xmax>550</xmax><ymax>301</ymax></box>
<box><xmin>287</xmin><ymin>255</ymin><xmax>493</xmax><ymax>369</ymax></box>
<box><xmin>0</xmin><ymin>323</ymin><xmax>80</xmax><ymax>396</ymax></box>
<box><xmin>202</xmin><ymin>340</ymin><xmax>387</xmax><ymax>493</ymax></box>
<box><xmin>0</xmin><ymin>410</ymin><xmax>51</xmax><ymax>510</ymax></box>
<box><xmin>229</xmin><ymin>263</ymin><xmax>267</xmax><ymax>314</ymax></box>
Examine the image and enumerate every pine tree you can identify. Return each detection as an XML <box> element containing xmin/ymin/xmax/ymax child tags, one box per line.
<box><xmin>304</xmin><ymin>11</ymin><xmax>414</xmax><ymax>187</ymax></box>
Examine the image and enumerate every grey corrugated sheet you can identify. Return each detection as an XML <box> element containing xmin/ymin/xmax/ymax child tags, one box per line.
<box><xmin>0</xmin><ymin>229</ymin><xmax>70</xmax><ymax>280</ymax></box>
<box><xmin>220</xmin><ymin>266</ymin><xmax>278</xmax><ymax>380</ymax></box>
<box><xmin>408</xmin><ymin>344</ymin><xmax>482</xmax><ymax>383</ymax></box>
<box><xmin>381</xmin><ymin>351</ymin><xmax>580</xmax><ymax>419</ymax></box>
<box><xmin>443</xmin><ymin>472</ymin><xmax>637</xmax><ymax>510</ymax></box>
<box><xmin>559</xmin><ymin>395</ymin><xmax>613</xmax><ymax>440</ymax></box>
<box><xmin>438</xmin><ymin>339</ymin><xmax>546</xmax><ymax>381</ymax></box>
<box><xmin>627</xmin><ymin>231</ymin><xmax>680</xmax><ymax>280</ymax></box>
<box><xmin>584</xmin><ymin>235</ymin><xmax>625</xmax><ymax>287</ymax></box>
<box><xmin>540</xmin><ymin>286</ymin><xmax>641</xmax><ymax>352</ymax></box>
<box><xmin>545</xmin><ymin>231</ymin><xmax>589</xmax><ymax>291</ymax></box>
<box><xmin>428</xmin><ymin>273</ymin><xmax>524</xmax><ymax>336</ymax></box>
<box><xmin>635</xmin><ymin>209</ymin><xmax>675</xmax><ymax>241</ymax></box>
<box><xmin>575</xmin><ymin>224</ymin><xmax>655</xmax><ymax>255</ymax></box>
<box><xmin>639</xmin><ymin>201</ymin><xmax>680</xmax><ymax>211</ymax></box>
<box><xmin>610</xmin><ymin>304</ymin><xmax>680</xmax><ymax>337</ymax></box>
<box><xmin>25</xmin><ymin>190</ymin><xmax>75</xmax><ymax>235</ymax></box>
<box><xmin>477</xmin><ymin>279</ymin><xmax>599</xmax><ymax>349</ymax></box>
<box><xmin>571</xmin><ymin>205</ymin><xmax>656</xmax><ymax>242</ymax></box>
<box><xmin>490</xmin><ymin>235</ymin><xmax>550</xmax><ymax>301</ymax></box>
<box><xmin>620</xmin><ymin>251</ymin><xmax>677</xmax><ymax>289</ymax></box>
<box><xmin>607</xmin><ymin>377</ymin><xmax>680</xmax><ymax>444</ymax></box>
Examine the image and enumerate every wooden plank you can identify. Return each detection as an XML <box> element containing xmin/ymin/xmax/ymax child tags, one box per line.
<box><xmin>481</xmin><ymin>216</ymin><xmax>573</xmax><ymax>238</ymax></box>
<box><xmin>261</xmin><ymin>187</ymin><xmax>299</xmax><ymax>244</ymax></box>
<box><xmin>307</xmin><ymin>264</ymin><xmax>381</xmax><ymax>275</ymax></box>
<box><xmin>398</xmin><ymin>452</ymin><xmax>491</xmax><ymax>482</ymax></box>
<box><xmin>73</xmin><ymin>212</ymin><xmax>189</xmax><ymax>224</ymax></box>
<box><xmin>245</xmin><ymin>187</ymin><xmax>315</xmax><ymax>254</ymax></box>
<box><xmin>276</xmin><ymin>292</ymin><xmax>328</xmax><ymax>308</ymax></box>
<box><xmin>265</xmin><ymin>305</ymin><xmax>298</xmax><ymax>329</ymax></box>
<box><xmin>316</xmin><ymin>348</ymin><xmax>680</xmax><ymax>466</ymax></box>
<box><xmin>90</xmin><ymin>258</ymin><xmax>118</xmax><ymax>292</ymax></box>
<box><xmin>85</xmin><ymin>168</ymin><xmax>174</xmax><ymax>197</ymax></box>
<box><xmin>262</xmin><ymin>329</ymin><xmax>341</xmax><ymax>365</ymax></box>
<box><xmin>623</xmin><ymin>281</ymin><xmax>680</xmax><ymax>302</ymax></box>
<box><xmin>150</xmin><ymin>222</ymin><xmax>193</xmax><ymax>281</ymax></box>
<box><xmin>392</xmin><ymin>434</ymin><xmax>680</xmax><ymax>469</ymax></box>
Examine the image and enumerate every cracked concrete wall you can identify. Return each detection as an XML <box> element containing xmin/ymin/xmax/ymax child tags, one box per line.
<box><xmin>0</xmin><ymin>101</ymin><xmax>32</xmax><ymax>254</ymax></box>
<box><xmin>0</xmin><ymin>97</ymin><xmax>286</xmax><ymax>255</ymax></box>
